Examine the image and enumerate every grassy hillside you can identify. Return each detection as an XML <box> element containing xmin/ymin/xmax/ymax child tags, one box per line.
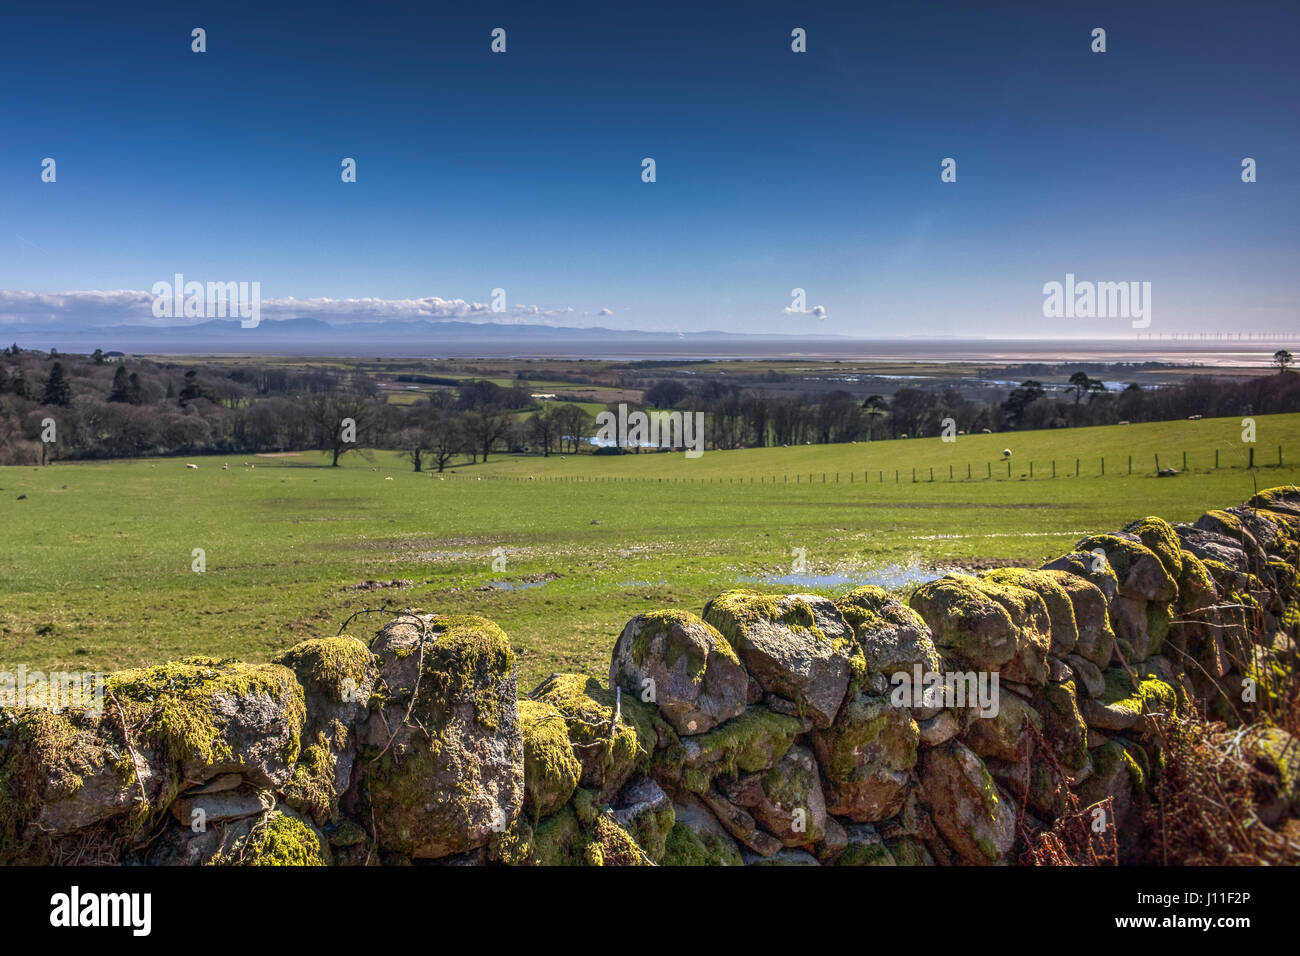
<box><xmin>467</xmin><ymin>413</ymin><xmax>1290</xmax><ymax>481</ymax></box>
<box><xmin>2</xmin><ymin>412</ymin><xmax>1297</xmax><ymax>687</ymax></box>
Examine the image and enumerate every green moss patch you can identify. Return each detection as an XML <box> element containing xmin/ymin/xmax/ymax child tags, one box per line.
<box><xmin>662</xmin><ymin>821</ymin><xmax>743</xmax><ymax>865</ymax></box>
<box><xmin>680</xmin><ymin>706</ymin><xmax>804</xmax><ymax>793</ymax></box>
<box><xmin>518</xmin><ymin>698</ymin><xmax>581</xmax><ymax>820</ymax></box>
<box><xmin>529</xmin><ymin>673</ymin><xmax>670</xmax><ymax>795</ymax></box>
<box><xmin>208</xmin><ymin>811</ymin><xmax>327</xmax><ymax>866</ymax></box>
<box><xmin>1127</xmin><ymin>516</ymin><xmax>1184</xmax><ymax>580</ymax></box>
<box><xmin>108</xmin><ymin>657</ymin><xmax>305</xmax><ymax>795</ymax></box>
<box><xmin>273</xmin><ymin>636</ymin><xmax>376</xmax><ymax>704</ymax></box>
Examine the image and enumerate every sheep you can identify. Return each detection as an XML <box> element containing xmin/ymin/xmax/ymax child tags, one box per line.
<box><xmin>185</xmin><ymin>463</ymin><xmax>198</xmax><ymax>469</ymax></box>
<box><xmin>1002</xmin><ymin>449</ymin><xmax>1012</xmax><ymax>458</ymax></box>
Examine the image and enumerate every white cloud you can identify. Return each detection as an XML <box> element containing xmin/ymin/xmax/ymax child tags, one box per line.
<box><xmin>0</xmin><ymin>289</ymin><xmax>155</xmax><ymax>325</ymax></box>
<box><xmin>0</xmin><ymin>289</ymin><xmax>603</xmax><ymax>327</ymax></box>
<box><xmin>783</xmin><ymin>303</ymin><xmax>827</xmax><ymax>318</ymax></box>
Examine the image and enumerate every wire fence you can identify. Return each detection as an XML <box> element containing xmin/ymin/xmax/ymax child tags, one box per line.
<box><xmin>428</xmin><ymin>445</ymin><xmax>1292</xmax><ymax>484</ymax></box>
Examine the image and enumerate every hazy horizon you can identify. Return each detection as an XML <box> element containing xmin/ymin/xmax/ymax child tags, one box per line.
<box><xmin>9</xmin><ymin>320</ymin><xmax>1293</xmax><ymax>366</ymax></box>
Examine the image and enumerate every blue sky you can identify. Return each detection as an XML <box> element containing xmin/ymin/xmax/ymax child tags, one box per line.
<box><xmin>1</xmin><ymin>0</ymin><xmax>1297</xmax><ymax>338</ymax></box>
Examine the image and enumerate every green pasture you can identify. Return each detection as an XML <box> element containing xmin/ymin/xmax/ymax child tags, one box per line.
<box><xmin>2</xmin><ymin>413</ymin><xmax>1297</xmax><ymax>688</ymax></box>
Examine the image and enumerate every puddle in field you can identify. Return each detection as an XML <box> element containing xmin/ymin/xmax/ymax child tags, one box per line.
<box><xmin>741</xmin><ymin>562</ymin><xmax>959</xmax><ymax>590</ymax></box>
<box><xmin>476</xmin><ymin>572</ymin><xmax>561</xmax><ymax>592</ymax></box>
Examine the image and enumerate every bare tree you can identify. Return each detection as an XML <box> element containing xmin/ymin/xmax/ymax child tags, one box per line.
<box><xmin>308</xmin><ymin>392</ymin><xmax>375</xmax><ymax>466</ymax></box>
<box><xmin>462</xmin><ymin>405</ymin><xmax>512</xmax><ymax>462</ymax></box>
<box><xmin>552</xmin><ymin>404</ymin><xmax>594</xmax><ymax>453</ymax></box>
<box><xmin>398</xmin><ymin>425</ymin><xmax>426</xmax><ymax>472</ymax></box>
<box><xmin>426</xmin><ymin>410</ymin><xmax>464</xmax><ymax>472</ymax></box>
<box><xmin>526</xmin><ymin>405</ymin><xmax>560</xmax><ymax>456</ymax></box>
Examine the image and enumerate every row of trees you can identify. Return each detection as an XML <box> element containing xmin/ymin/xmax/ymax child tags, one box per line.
<box><xmin>3</xmin><ymin>345</ymin><xmax>1298</xmax><ymax>466</ymax></box>
<box><xmin>0</xmin><ymin>347</ymin><xmax>606</xmax><ymax>467</ymax></box>
<box><xmin>684</xmin><ymin>373</ymin><xmax>1300</xmax><ymax>448</ymax></box>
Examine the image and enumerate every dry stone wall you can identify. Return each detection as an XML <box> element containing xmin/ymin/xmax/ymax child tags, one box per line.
<box><xmin>4</xmin><ymin>486</ymin><xmax>1300</xmax><ymax>866</ymax></box>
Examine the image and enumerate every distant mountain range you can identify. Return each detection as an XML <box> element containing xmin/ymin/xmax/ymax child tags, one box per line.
<box><xmin>10</xmin><ymin>317</ymin><xmax>848</xmax><ymax>358</ymax></box>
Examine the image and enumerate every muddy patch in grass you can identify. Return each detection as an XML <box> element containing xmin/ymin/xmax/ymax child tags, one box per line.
<box><xmin>474</xmin><ymin>571</ymin><xmax>562</xmax><ymax>592</ymax></box>
<box><xmin>343</xmin><ymin>579</ymin><xmax>413</xmax><ymax>592</ymax></box>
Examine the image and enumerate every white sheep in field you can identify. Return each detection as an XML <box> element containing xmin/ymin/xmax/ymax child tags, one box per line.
<box><xmin>185</xmin><ymin>463</ymin><xmax>198</xmax><ymax>469</ymax></box>
<box><xmin>1002</xmin><ymin>448</ymin><xmax>1012</xmax><ymax>458</ymax></box>
<box><xmin>385</xmin><ymin>476</ymin><xmax>393</xmax><ymax>481</ymax></box>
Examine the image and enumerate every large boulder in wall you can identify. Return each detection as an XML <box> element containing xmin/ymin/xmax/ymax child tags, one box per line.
<box><xmin>810</xmin><ymin>693</ymin><xmax>918</xmax><ymax>822</ymax></box>
<box><xmin>908</xmin><ymin>574</ymin><xmax>1050</xmax><ymax>685</ymax></box>
<box><xmin>609</xmin><ymin>609</ymin><xmax>748</xmax><ymax>736</ymax></box>
<box><xmin>1075</xmin><ymin>534</ymin><xmax>1177</xmax><ymax>603</ymax></box>
<box><xmin>918</xmin><ymin>740</ymin><xmax>1017</xmax><ymax>865</ymax></box>
<box><xmin>834</xmin><ymin>586</ymin><xmax>942</xmax><ymax>687</ymax></box>
<box><xmin>362</xmin><ymin>614</ymin><xmax>523</xmax><ymax>860</ymax></box>
<box><xmin>702</xmin><ymin>591</ymin><xmax>856</xmax><ymax>728</ymax></box>
<box><xmin>982</xmin><ymin>568</ymin><xmax>1079</xmax><ymax>657</ymax></box>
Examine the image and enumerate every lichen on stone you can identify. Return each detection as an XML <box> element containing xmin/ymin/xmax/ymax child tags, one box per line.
<box><xmin>107</xmin><ymin>656</ymin><xmax>306</xmax><ymax>807</ymax></box>
<box><xmin>629</xmin><ymin>609</ymin><xmax>741</xmax><ymax>676</ymax></box>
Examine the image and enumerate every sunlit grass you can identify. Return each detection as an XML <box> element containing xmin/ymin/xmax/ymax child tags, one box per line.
<box><xmin>2</xmin><ymin>412</ymin><xmax>1297</xmax><ymax>687</ymax></box>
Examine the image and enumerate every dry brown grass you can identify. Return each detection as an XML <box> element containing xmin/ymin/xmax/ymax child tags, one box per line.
<box><xmin>1018</xmin><ymin>722</ymin><xmax>1118</xmax><ymax>866</ymax></box>
<box><xmin>1142</xmin><ymin>710</ymin><xmax>1300</xmax><ymax>865</ymax></box>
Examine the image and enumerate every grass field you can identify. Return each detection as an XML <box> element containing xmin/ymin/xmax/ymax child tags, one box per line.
<box><xmin>2</xmin><ymin>412</ymin><xmax>1298</xmax><ymax>688</ymax></box>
